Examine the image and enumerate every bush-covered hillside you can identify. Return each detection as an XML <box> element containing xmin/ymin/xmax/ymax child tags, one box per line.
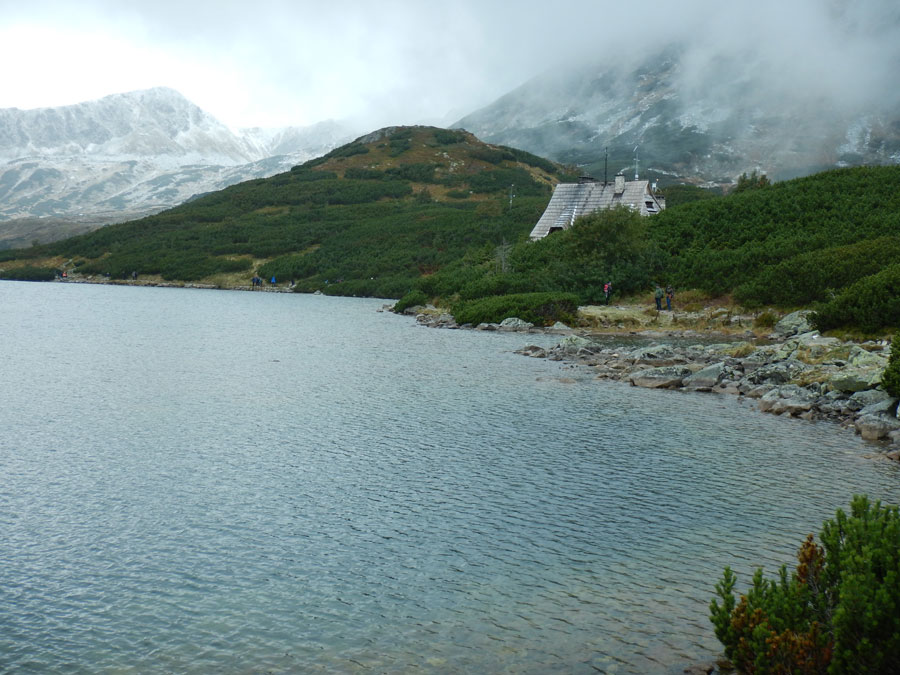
<box><xmin>647</xmin><ymin>166</ymin><xmax>900</xmax><ymax>308</ymax></box>
<box><xmin>0</xmin><ymin>126</ymin><xmax>572</xmax><ymax>298</ymax></box>
<box><xmin>2</xmin><ymin>126</ymin><xmax>898</xmax><ymax>333</ymax></box>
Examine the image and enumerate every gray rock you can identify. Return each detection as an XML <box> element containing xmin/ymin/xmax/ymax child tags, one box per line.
<box><xmin>848</xmin><ymin>345</ymin><xmax>888</xmax><ymax>370</ymax></box>
<box><xmin>858</xmin><ymin>398</ymin><xmax>899</xmax><ymax>417</ymax></box>
<box><xmin>683</xmin><ymin>361</ymin><xmax>727</xmax><ymax>389</ymax></box>
<box><xmin>629</xmin><ymin>365</ymin><xmax>694</xmax><ymax>389</ymax></box>
<box><xmin>773</xmin><ymin>310</ymin><xmax>814</xmax><ymax>337</ymax></box>
<box><xmin>757</xmin><ymin>385</ymin><xmax>819</xmax><ymax>415</ymax></box>
<box><xmin>856</xmin><ymin>414</ymin><xmax>900</xmax><ymax>440</ymax></box>
<box><xmin>850</xmin><ymin>389</ymin><xmax>894</xmax><ymax>409</ymax></box>
<box><xmin>557</xmin><ymin>335</ymin><xmax>594</xmax><ymax>353</ymax></box>
<box><xmin>516</xmin><ymin>345</ymin><xmax>547</xmax><ymax>358</ymax></box>
<box><xmin>628</xmin><ymin>344</ymin><xmax>679</xmax><ymax>362</ymax></box>
<box><xmin>829</xmin><ymin>368</ymin><xmax>883</xmax><ymax>393</ymax></box>
<box><xmin>475</xmin><ymin>322</ymin><xmax>499</xmax><ymax>331</ymax></box>
<box><xmin>549</xmin><ymin>321</ymin><xmax>571</xmax><ymax>331</ymax></box>
<box><xmin>499</xmin><ymin>317</ymin><xmax>534</xmax><ymax>331</ymax></box>
<box><xmin>745</xmin><ymin>361</ymin><xmax>806</xmax><ymax>385</ymax></box>
<box><xmin>744</xmin><ymin>384</ymin><xmax>774</xmax><ymax>399</ymax></box>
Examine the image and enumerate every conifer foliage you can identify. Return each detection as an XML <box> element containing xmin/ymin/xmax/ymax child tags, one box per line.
<box><xmin>710</xmin><ymin>495</ymin><xmax>900</xmax><ymax>673</ymax></box>
<box><xmin>880</xmin><ymin>335</ymin><xmax>900</xmax><ymax>398</ymax></box>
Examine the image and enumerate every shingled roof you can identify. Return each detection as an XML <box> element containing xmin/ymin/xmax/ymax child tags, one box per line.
<box><xmin>529</xmin><ymin>174</ymin><xmax>665</xmax><ymax>240</ymax></box>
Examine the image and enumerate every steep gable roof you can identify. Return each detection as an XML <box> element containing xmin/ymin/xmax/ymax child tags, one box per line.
<box><xmin>529</xmin><ymin>177</ymin><xmax>664</xmax><ymax>240</ymax></box>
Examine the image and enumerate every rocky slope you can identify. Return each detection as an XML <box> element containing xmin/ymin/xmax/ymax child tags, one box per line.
<box><xmin>0</xmin><ymin>88</ymin><xmax>354</xmax><ymax>244</ymax></box>
<box><xmin>454</xmin><ymin>46</ymin><xmax>900</xmax><ymax>186</ymax></box>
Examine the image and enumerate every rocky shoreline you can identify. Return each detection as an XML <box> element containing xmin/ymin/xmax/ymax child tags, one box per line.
<box><xmin>412</xmin><ymin>307</ymin><xmax>900</xmax><ymax>461</ymax></box>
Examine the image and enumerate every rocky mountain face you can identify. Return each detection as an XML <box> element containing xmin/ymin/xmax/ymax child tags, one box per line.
<box><xmin>454</xmin><ymin>45</ymin><xmax>900</xmax><ymax>185</ymax></box>
<box><xmin>0</xmin><ymin>88</ymin><xmax>354</xmax><ymax>246</ymax></box>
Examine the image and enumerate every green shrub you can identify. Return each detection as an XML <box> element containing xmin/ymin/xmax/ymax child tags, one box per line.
<box><xmin>710</xmin><ymin>495</ymin><xmax>900</xmax><ymax>674</ymax></box>
<box><xmin>812</xmin><ymin>263</ymin><xmax>900</xmax><ymax>333</ymax></box>
<box><xmin>451</xmin><ymin>292</ymin><xmax>579</xmax><ymax>326</ymax></box>
<box><xmin>394</xmin><ymin>289</ymin><xmax>428</xmax><ymax>313</ymax></box>
<box><xmin>433</xmin><ymin>129</ymin><xmax>467</xmax><ymax>145</ymax></box>
<box><xmin>0</xmin><ymin>265</ymin><xmax>58</xmax><ymax>281</ymax></box>
<box><xmin>880</xmin><ymin>335</ymin><xmax>900</xmax><ymax>397</ymax></box>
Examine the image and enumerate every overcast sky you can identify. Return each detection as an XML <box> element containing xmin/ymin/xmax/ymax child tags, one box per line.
<box><xmin>1</xmin><ymin>0</ymin><xmax>898</xmax><ymax>132</ymax></box>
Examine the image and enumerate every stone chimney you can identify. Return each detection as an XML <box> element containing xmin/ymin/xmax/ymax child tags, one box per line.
<box><xmin>614</xmin><ymin>172</ymin><xmax>625</xmax><ymax>194</ymax></box>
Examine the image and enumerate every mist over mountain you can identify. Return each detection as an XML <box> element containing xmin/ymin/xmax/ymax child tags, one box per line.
<box><xmin>0</xmin><ymin>88</ymin><xmax>355</xmax><ymax>245</ymax></box>
<box><xmin>455</xmin><ymin>6</ymin><xmax>900</xmax><ymax>184</ymax></box>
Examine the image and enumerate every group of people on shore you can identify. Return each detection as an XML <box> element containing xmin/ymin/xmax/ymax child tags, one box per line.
<box><xmin>600</xmin><ymin>281</ymin><xmax>673</xmax><ymax>310</ymax></box>
<box><xmin>654</xmin><ymin>284</ymin><xmax>675</xmax><ymax>311</ymax></box>
<box><xmin>250</xmin><ymin>275</ymin><xmax>275</xmax><ymax>289</ymax></box>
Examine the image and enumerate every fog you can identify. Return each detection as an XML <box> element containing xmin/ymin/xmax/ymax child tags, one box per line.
<box><xmin>0</xmin><ymin>0</ymin><xmax>897</xmax><ymax>131</ymax></box>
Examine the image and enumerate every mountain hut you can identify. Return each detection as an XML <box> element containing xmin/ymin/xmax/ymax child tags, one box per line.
<box><xmin>529</xmin><ymin>173</ymin><xmax>665</xmax><ymax>240</ymax></box>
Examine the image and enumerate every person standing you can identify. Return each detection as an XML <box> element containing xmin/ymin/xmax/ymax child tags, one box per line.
<box><xmin>654</xmin><ymin>284</ymin><xmax>664</xmax><ymax>310</ymax></box>
<box><xmin>665</xmin><ymin>285</ymin><xmax>674</xmax><ymax>311</ymax></box>
<box><xmin>604</xmin><ymin>281</ymin><xmax>612</xmax><ymax>305</ymax></box>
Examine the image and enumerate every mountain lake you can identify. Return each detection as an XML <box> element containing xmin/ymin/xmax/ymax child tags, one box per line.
<box><xmin>2</xmin><ymin>280</ymin><xmax>898</xmax><ymax>674</ymax></box>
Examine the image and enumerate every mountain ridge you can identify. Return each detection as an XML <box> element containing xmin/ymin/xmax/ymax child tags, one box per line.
<box><xmin>0</xmin><ymin>88</ymin><xmax>357</xmax><ymax>243</ymax></box>
<box><xmin>454</xmin><ymin>45</ymin><xmax>900</xmax><ymax>184</ymax></box>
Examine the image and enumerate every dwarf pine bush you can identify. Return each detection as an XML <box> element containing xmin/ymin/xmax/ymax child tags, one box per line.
<box><xmin>710</xmin><ymin>495</ymin><xmax>900</xmax><ymax>674</ymax></box>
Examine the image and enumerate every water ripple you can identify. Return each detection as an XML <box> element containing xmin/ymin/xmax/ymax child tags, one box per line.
<box><xmin>1</xmin><ymin>282</ymin><xmax>899</xmax><ymax>673</ymax></box>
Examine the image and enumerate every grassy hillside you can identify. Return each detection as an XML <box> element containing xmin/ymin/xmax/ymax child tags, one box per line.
<box><xmin>0</xmin><ymin>126</ymin><xmax>572</xmax><ymax>298</ymax></box>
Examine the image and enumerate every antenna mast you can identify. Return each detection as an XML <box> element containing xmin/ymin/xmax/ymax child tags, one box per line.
<box><xmin>604</xmin><ymin>146</ymin><xmax>608</xmax><ymax>185</ymax></box>
<box><xmin>633</xmin><ymin>145</ymin><xmax>639</xmax><ymax>180</ymax></box>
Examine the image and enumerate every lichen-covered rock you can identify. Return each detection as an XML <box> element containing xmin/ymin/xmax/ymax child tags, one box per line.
<box><xmin>828</xmin><ymin>368</ymin><xmax>883</xmax><ymax>393</ymax></box>
<box><xmin>847</xmin><ymin>345</ymin><xmax>888</xmax><ymax>370</ymax></box>
<box><xmin>499</xmin><ymin>317</ymin><xmax>534</xmax><ymax>331</ymax></box>
<box><xmin>850</xmin><ymin>389</ymin><xmax>894</xmax><ymax>409</ymax></box>
<box><xmin>557</xmin><ymin>335</ymin><xmax>595</xmax><ymax>353</ymax></box>
<box><xmin>683</xmin><ymin>361</ymin><xmax>727</xmax><ymax>390</ymax></box>
<box><xmin>858</xmin><ymin>398</ymin><xmax>898</xmax><ymax>417</ymax></box>
<box><xmin>773</xmin><ymin>310</ymin><xmax>813</xmax><ymax>337</ymax></box>
<box><xmin>745</xmin><ymin>361</ymin><xmax>806</xmax><ymax>385</ymax></box>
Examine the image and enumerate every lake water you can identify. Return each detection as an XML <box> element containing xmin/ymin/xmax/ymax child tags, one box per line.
<box><xmin>1</xmin><ymin>281</ymin><xmax>898</xmax><ymax>674</ymax></box>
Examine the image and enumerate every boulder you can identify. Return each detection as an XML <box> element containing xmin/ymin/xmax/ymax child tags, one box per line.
<box><xmin>847</xmin><ymin>345</ymin><xmax>888</xmax><ymax>370</ymax></box>
<box><xmin>516</xmin><ymin>345</ymin><xmax>547</xmax><ymax>358</ymax></box>
<box><xmin>557</xmin><ymin>335</ymin><xmax>595</xmax><ymax>353</ymax></box>
<box><xmin>757</xmin><ymin>385</ymin><xmax>819</xmax><ymax>414</ymax></box>
<box><xmin>475</xmin><ymin>322</ymin><xmax>499</xmax><ymax>331</ymax></box>
<box><xmin>856</xmin><ymin>414</ymin><xmax>900</xmax><ymax>441</ymax></box>
<box><xmin>629</xmin><ymin>365</ymin><xmax>694</xmax><ymax>389</ymax></box>
<box><xmin>850</xmin><ymin>389</ymin><xmax>894</xmax><ymax>409</ymax></box>
<box><xmin>773</xmin><ymin>310</ymin><xmax>814</xmax><ymax>337</ymax></box>
<box><xmin>499</xmin><ymin>317</ymin><xmax>534</xmax><ymax>331</ymax></box>
<box><xmin>683</xmin><ymin>361</ymin><xmax>727</xmax><ymax>390</ymax></box>
<box><xmin>744</xmin><ymin>361</ymin><xmax>806</xmax><ymax>386</ymax></box>
<box><xmin>627</xmin><ymin>344</ymin><xmax>680</xmax><ymax>364</ymax></box>
<box><xmin>828</xmin><ymin>368</ymin><xmax>883</xmax><ymax>393</ymax></box>
<box><xmin>858</xmin><ymin>398</ymin><xmax>898</xmax><ymax>417</ymax></box>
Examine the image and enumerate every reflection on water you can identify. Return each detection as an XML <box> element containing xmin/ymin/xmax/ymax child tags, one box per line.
<box><xmin>1</xmin><ymin>281</ymin><xmax>898</xmax><ymax>673</ymax></box>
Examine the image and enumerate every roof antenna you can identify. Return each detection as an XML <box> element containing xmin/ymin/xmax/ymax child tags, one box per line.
<box><xmin>604</xmin><ymin>146</ymin><xmax>608</xmax><ymax>186</ymax></box>
<box><xmin>633</xmin><ymin>145</ymin><xmax>639</xmax><ymax>181</ymax></box>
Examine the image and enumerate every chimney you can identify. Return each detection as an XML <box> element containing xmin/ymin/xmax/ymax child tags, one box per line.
<box><xmin>614</xmin><ymin>172</ymin><xmax>625</xmax><ymax>194</ymax></box>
